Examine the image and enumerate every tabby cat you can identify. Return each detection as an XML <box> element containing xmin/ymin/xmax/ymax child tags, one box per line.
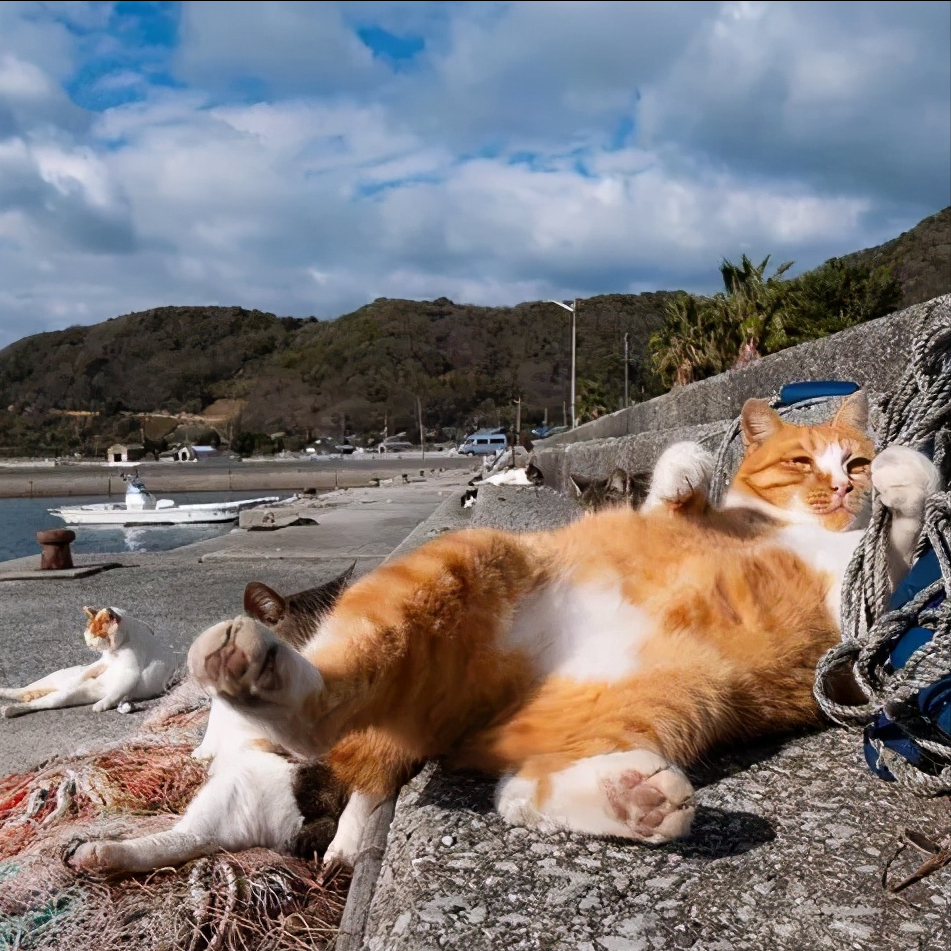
<box><xmin>86</xmin><ymin>393</ymin><xmax>942</xmax><ymax>873</ymax></box>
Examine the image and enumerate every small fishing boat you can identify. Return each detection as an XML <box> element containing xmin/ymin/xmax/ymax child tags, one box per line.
<box><xmin>49</xmin><ymin>473</ymin><xmax>282</xmax><ymax>527</ymax></box>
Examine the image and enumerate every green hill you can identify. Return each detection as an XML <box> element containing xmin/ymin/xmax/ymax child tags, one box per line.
<box><xmin>0</xmin><ymin>206</ymin><xmax>947</xmax><ymax>458</ymax></box>
<box><xmin>0</xmin><ymin>293</ymin><xmax>673</xmax><ymax>456</ymax></box>
<box><xmin>843</xmin><ymin>206</ymin><xmax>951</xmax><ymax>308</ymax></box>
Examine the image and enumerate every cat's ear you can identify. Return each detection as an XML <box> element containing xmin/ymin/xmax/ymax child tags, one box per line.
<box><xmin>83</xmin><ymin>606</ymin><xmax>95</xmax><ymax>621</ymax></box>
<box><xmin>244</xmin><ymin>582</ymin><xmax>286</xmax><ymax>626</ymax></box>
<box><xmin>740</xmin><ymin>398</ymin><xmax>783</xmax><ymax>448</ymax></box>
<box><xmin>832</xmin><ymin>389</ymin><xmax>869</xmax><ymax>434</ymax></box>
<box><xmin>318</xmin><ymin>562</ymin><xmax>356</xmax><ymax>608</ymax></box>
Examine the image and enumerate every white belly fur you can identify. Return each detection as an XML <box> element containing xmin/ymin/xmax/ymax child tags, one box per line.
<box><xmin>504</xmin><ymin>581</ymin><xmax>653</xmax><ymax>682</ymax></box>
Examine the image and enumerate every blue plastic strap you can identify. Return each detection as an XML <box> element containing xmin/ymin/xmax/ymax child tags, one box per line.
<box><xmin>775</xmin><ymin>380</ymin><xmax>860</xmax><ymax>407</ymax></box>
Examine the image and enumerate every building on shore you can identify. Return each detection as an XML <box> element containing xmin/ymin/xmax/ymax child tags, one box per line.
<box><xmin>106</xmin><ymin>443</ymin><xmax>146</xmax><ymax>464</ymax></box>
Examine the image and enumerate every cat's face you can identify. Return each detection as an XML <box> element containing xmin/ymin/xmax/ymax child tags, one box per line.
<box><xmin>83</xmin><ymin>606</ymin><xmax>123</xmax><ymax>650</ymax></box>
<box><xmin>731</xmin><ymin>391</ymin><xmax>875</xmax><ymax>530</ymax></box>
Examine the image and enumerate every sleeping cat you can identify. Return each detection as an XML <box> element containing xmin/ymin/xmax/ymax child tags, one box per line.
<box><xmin>71</xmin><ymin>568</ymin><xmax>354</xmax><ymax>875</ymax></box>
<box><xmin>78</xmin><ymin>393</ymin><xmax>941</xmax><ymax>875</ymax></box>
<box><xmin>0</xmin><ymin>607</ymin><xmax>175</xmax><ymax>718</ymax></box>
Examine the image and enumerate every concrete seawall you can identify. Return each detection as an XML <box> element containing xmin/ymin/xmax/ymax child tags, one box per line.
<box><xmin>532</xmin><ymin>294</ymin><xmax>949</xmax><ymax>493</ymax></box>
<box><xmin>0</xmin><ymin>455</ymin><xmax>474</xmax><ymax>498</ymax></box>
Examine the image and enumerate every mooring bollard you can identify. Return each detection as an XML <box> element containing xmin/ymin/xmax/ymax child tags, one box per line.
<box><xmin>36</xmin><ymin>529</ymin><xmax>76</xmax><ymax>570</ymax></box>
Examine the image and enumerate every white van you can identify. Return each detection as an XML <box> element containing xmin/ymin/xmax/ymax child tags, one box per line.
<box><xmin>458</xmin><ymin>431</ymin><xmax>508</xmax><ymax>456</ymax></box>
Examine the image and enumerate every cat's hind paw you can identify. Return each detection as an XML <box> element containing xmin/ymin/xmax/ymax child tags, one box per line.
<box><xmin>643</xmin><ymin>442</ymin><xmax>714</xmax><ymax>514</ymax></box>
<box><xmin>600</xmin><ymin>751</ymin><xmax>695</xmax><ymax>844</ymax></box>
<box><xmin>871</xmin><ymin>446</ymin><xmax>940</xmax><ymax>518</ymax></box>
<box><xmin>497</xmin><ymin>748</ymin><xmax>695</xmax><ymax>845</ymax></box>
<box><xmin>1</xmin><ymin>703</ymin><xmax>29</xmax><ymax>719</ymax></box>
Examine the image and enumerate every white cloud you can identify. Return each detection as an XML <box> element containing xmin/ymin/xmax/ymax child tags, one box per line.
<box><xmin>0</xmin><ymin>0</ymin><xmax>947</xmax><ymax>351</ymax></box>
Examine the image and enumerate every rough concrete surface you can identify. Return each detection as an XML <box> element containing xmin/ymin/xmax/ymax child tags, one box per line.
<box><xmin>363</xmin><ymin>733</ymin><xmax>950</xmax><ymax>951</ymax></box>
<box><xmin>0</xmin><ymin>470</ymin><xmax>470</xmax><ymax>777</ymax></box>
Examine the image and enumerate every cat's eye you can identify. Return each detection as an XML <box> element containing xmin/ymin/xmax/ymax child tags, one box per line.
<box><xmin>787</xmin><ymin>456</ymin><xmax>812</xmax><ymax>468</ymax></box>
<box><xmin>847</xmin><ymin>457</ymin><xmax>871</xmax><ymax>473</ymax></box>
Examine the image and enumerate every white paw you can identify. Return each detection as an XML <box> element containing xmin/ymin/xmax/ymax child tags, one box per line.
<box><xmin>91</xmin><ymin>699</ymin><xmax>113</xmax><ymax>713</ymax></box>
<box><xmin>644</xmin><ymin>442</ymin><xmax>714</xmax><ymax>512</ymax></box>
<box><xmin>321</xmin><ymin>823</ymin><xmax>361</xmax><ymax>873</ymax></box>
<box><xmin>191</xmin><ymin>742</ymin><xmax>214</xmax><ymax>763</ymax></box>
<box><xmin>871</xmin><ymin>446</ymin><xmax>940</xmax><ymax>518</ymax></box>
<box><xmin>188</xmin><ymin>616</ymin><xmax>289</xmax><ymax>704</ymax></box>
<box><xmin>71</xmin><ymin>840</ymin><xmax>121</xmax><ymax>873</ymax></box>
<box><xmin>117</xmin><ymin>701</ymin><xmax>134</xmax><ymax>714</ymax></box>
<box><xmin>497</xmin><ymin>749</ymin><xmax>695</xmax><ymax>844</ymax></box>
<box><xmin>1</xmin><ymin>704</ymin><xmax>27</xmax><ymax>719</ymax></box>
<box><xmin>495</xmin><ymin>774</ymin><xmax>545</xmax><ymax>829</ymax></box>
<box><xmin>599</xmin><ymin>749</ymin><xmax>695</xmax><ymax>844</ymax></box>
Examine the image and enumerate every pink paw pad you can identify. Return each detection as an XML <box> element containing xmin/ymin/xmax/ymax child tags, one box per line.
<box><xmin>603</xmin><ymin>766</ymin><xmax>695</xmax><ymax>843</ymax></box>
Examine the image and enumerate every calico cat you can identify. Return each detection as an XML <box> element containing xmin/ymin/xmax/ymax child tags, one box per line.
<box><xmin>82</xmin><ymin>393</ymin><xmax>941</xmax><ymax>874</ymax></box>
<box><xmin>0</xmin><ymin>608</ymin><xmax>175</xmax><ymax>718</ymax></box>
<box><xmin>71</xmin><ymin>569</ymin><xmax>354</xmax><ymax>875</ymax></box>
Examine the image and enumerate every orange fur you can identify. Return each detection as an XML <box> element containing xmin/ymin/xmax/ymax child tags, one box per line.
<box><xmin>190</xmin><ymin>394</ymin><xmax>891</xmax><ymax>844</ymax></box>
<box><xmin>729</xmin><ymin>396</ymin><xmax>874</xmax><ymax>529</ymax></box>
<box><xmin>289</xmin><ymin>396</ymin><xmax>878</xmax><ymax>807</ymax></box>
<box><xmin>18</xmin><ymin>688</ymin><xmax>55</xmax><ymax>703</ymax></box>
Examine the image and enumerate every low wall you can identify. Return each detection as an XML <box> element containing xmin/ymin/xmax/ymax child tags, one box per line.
<box><xmin>532</xmin><ymin>294</ymin><xmax>949</xmax><ymax>492</ymax></box>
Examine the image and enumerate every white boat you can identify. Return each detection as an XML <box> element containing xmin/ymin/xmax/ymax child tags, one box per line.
<box><xmin>49</xmin><ymin>474</ymin><xmax>282</xmax><ymax>527</ymax></box>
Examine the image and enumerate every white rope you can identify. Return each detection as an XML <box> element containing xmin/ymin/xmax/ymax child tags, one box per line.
<box><xmin>812</xmin><ymin>304</ymin><xmax>951</xmax><ymax>794</ymax></box>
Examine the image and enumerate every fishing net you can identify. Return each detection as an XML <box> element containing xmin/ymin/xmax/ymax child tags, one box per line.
<box><xmin>0</xmin><ymin>682</ymin><xmax>348</xmax><ymax>951</ymax></box>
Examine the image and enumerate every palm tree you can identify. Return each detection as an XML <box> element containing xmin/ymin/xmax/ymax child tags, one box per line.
<box><xmin>717</xmin><ymin>254</ymin><xmax>794</xmax><ymax>361</ymax></box>
<box><xmin>649</xmin><ymin>294</ymin><xmax>735</xmax><ymax>388</ymax></box>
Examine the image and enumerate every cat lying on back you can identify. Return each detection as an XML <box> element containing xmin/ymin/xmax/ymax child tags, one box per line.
<box><xmin>79</xmin><ymin>393</ymin><xmax>941</xmax><ymax>875</ymax></box>
<box><xmin>71</xmin><ymin>567</ymin><xmax>354</xmax><ymax>875</ymax></box>
<box><xmin>1</xmin><ymin>608</ymin><xmax>175</xmax><ymax>718</ymax></box>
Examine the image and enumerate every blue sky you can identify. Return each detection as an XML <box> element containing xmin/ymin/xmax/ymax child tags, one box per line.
<box><xmin>0</xmin><ymin>0</ymin><xmax>948</xmax><ymax>348</ymax></box>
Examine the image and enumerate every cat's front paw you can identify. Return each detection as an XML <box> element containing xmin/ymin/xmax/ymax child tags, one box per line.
<box><xmin>188</xmin><ymin>616</ymin><xmax>294</xmax><ymax>705</ymax></box>
<box><xmin>871</xmin><ymin>446</ymin><xmax>940</xmax><ymax>518</ymax></box>
<box><xmin>643</xmin><ymin>442</ymin><xmax>714</xmax><ymax>513</ymax></box>
<box><xmin>71</xmin><ymin>840</ymin><xmax>123</xmax><ymax>874</ymax></box>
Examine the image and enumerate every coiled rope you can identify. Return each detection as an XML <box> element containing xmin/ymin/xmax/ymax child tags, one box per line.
<box><xmin>811</xmin><ymin>302</ymin><xmax>951</xmax><ymax>794</ymax></box>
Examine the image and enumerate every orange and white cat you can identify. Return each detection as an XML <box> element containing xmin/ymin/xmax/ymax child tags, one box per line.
<box><xmin>80</xmin><ymin>393</ymin><xmax>942</xmax><ymax>874</ymax></box>
<box><xmin>0</xmin><ymin>607</ymin><xmax>175</xmax><ymax>718</ymax></box>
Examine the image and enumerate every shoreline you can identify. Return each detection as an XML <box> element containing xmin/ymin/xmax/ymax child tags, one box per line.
<box><xmin>0</xmin><ymin>455</ymin><xmax>476</xmax><ymax>498</ymax></box>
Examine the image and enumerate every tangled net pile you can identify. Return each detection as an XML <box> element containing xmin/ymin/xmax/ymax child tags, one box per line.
<box><xmin>0</xmin><ymin>683</ymin><xmax>347</xmax><ymax>951</ymax></box>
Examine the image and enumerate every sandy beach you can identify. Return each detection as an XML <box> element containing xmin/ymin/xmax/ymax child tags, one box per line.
<box><xmin>0</xmin><ymin>454</ymin><xmax>476</xmax><ymax>498</ymax></box>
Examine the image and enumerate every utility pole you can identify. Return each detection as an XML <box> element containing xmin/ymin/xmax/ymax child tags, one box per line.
<box><xmin>547</xmin><ymin>299</ymin><xmax>579</xmax><ymax>429</ymax></box>
<box><xmin>624</xmin><ymin>332</ymin><xmax>630</xmax><ymax>408</ymax></box>
<box><xmin>571</xmin><ymin>298</ymin><xmax>577</xmax><ymax>428</ymax></box>
<box><xmin>511</xmin><ymin>396</ymin><xmax>521</xmax><ymax>468</ymax></box>
<box><xmin>416</xmin><ymin>396</ymin><xmax>425</xmax><ymax>462</ymax></box>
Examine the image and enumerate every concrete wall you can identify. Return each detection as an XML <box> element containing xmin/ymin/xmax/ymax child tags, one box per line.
<box><xmin>531</xmin><ymin>294</ymin><xmax>949</xmax><ymax>493</ymax></box>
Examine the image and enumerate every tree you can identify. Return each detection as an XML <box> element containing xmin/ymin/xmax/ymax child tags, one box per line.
<box><xmin>785</xmin><ymin>258</ymin><xmax>902</xmax><ymax>342</ymax></box>
<box><xmin>716</xmin><ymin>254</ymin><xmax>794</xmax><ymax>360</ymax></box>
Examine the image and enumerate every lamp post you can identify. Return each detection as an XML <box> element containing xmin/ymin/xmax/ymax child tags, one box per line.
<box><xmin>548</xmin><ymin>298</ymin><xmax>578</xmax><ymax>428</ymax></box>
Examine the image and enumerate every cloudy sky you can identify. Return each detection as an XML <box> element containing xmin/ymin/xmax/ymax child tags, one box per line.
<box><xmin>0</xmin><ymin>1</ymin><xmax>948</xmax><ymax>350</ymax></box>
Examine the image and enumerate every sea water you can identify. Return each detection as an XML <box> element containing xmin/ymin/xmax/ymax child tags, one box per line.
<box><xmin>0</xmin><ymin>492</ymin><xmax>256</xmax><ymax>563</ymax></box>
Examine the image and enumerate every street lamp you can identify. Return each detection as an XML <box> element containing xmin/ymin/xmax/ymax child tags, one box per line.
<box><xmin>548</xmin><ymin>298</ymin><xmax>578</xmax><ymax>428</ymax></box>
